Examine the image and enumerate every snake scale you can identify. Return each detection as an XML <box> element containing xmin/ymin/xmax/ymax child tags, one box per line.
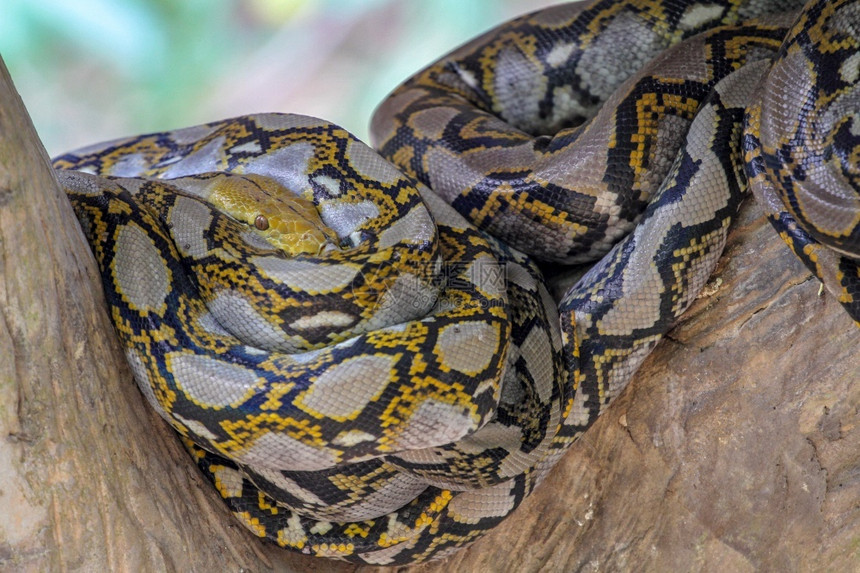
<box><xmin>53</xmin><ymin>0</ymin><xmax>859</xmax><ymax>565</ymax></box>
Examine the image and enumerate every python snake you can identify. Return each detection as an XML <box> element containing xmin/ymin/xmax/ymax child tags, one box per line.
<box><xmin>53</xmin><ymin>0</ymin><xmax>859</xmax><ymax>565</ymax></box>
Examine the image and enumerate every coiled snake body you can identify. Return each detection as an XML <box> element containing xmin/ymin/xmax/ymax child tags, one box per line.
<box><xmin>55</xmin><ymin>0</ymin><xmax>859</xmax><ymax>565</ymax></box>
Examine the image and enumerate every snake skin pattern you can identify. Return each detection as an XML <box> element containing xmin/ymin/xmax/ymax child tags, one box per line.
<box><xmin>54</xmin><ymin>0</ymin><xmax>859</xmax><ymax>565</ymax></box>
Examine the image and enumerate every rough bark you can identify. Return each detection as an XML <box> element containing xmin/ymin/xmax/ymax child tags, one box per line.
<box><xmin>1</xmin><ymin>55</ymin><xmax>857</xmax><ymax>573</ymax></box>
<box><xmin>404</xmin><ymin>200</ymin><xmax>860</xmax><ymax>573</ymax></box>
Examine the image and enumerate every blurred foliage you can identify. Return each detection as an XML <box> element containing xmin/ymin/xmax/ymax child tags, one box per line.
<box><xmin>1</xmin><ymin>0</ymin><xmax>557</xmax><ymax>155</ymax></box>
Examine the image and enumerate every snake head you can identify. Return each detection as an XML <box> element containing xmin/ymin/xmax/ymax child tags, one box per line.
<box><xmin>204</xmin><ymin>172</ymin><xmax>337</xmax><ymax>256</ymax></box>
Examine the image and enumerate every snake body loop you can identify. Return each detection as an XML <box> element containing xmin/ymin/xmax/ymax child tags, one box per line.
<box><xmin>55</xmin><ymin>0</ymin><xmax>859</xmax><ymax>565</ymax></box>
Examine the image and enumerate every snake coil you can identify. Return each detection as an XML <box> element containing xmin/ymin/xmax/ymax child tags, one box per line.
<box><xmin>55</xmin><ymin>0</ymin><xmax>859</xmax><ymax>565</ymax></box>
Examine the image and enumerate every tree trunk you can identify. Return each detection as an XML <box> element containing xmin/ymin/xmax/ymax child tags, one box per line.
<box><xmin>0</xmin><ymin>57</ymin><xmax>315</xmax><ymax>573</ymax></box>
<box><xmin>1</xmin><ymin>56</ymin><xmax>857</xmax><ymax>572</ymax></box>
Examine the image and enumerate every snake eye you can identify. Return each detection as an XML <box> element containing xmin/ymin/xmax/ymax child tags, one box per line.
<box><xmin>255</xmin><ymin>215</ymin><xmax>269</xmax><ymax>230</ymax></box>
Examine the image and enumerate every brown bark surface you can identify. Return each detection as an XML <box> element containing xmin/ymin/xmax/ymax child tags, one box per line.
<box><xmin>1</xmin><ymin>56</ymin><xmax>858</xmax><ymax>572</ymax></box>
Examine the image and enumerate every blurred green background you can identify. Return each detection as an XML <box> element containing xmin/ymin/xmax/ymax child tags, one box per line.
<box><xmin>2</xmin><ymin>0</ymin><xmax>559</xmax><ymax>156</ymax></box>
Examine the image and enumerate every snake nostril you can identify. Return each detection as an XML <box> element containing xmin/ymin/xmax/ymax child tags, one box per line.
<box><xmin>255</xmin><ymin>214</ymin><xmax>269</xmax><ymax>230</ymax></box>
